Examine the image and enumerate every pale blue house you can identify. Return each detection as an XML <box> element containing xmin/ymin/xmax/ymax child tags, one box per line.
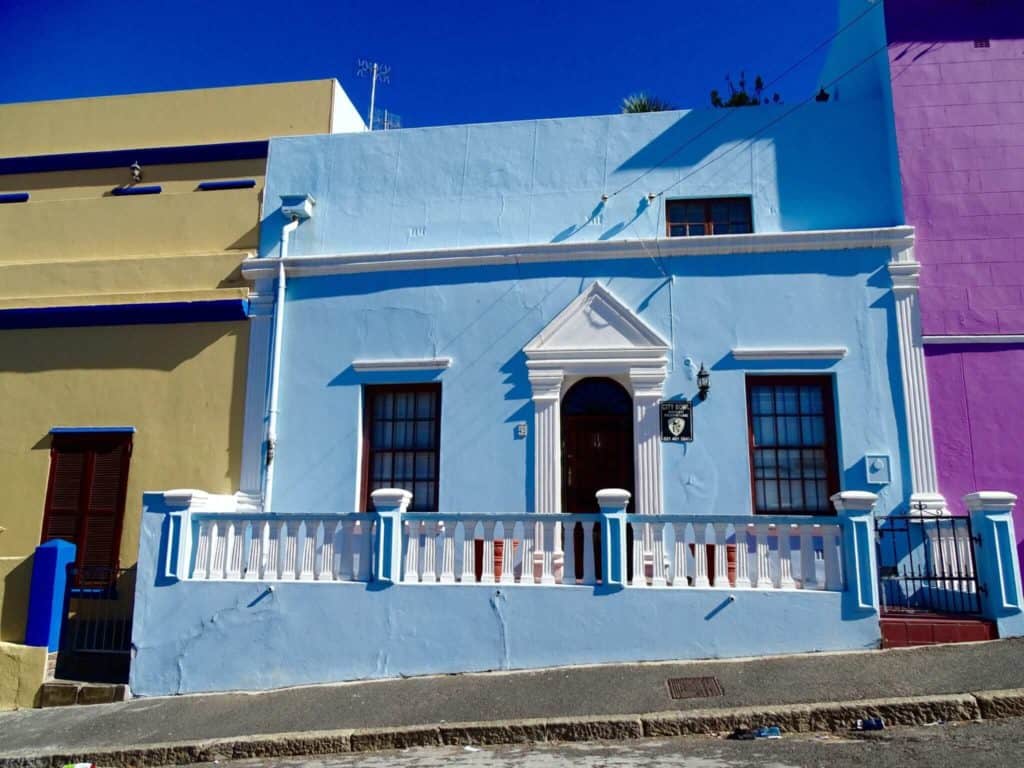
<box><xmin>119</xmin><ymin>2</ymin><xmax>1024</xmax><ymax>696</ymax></box>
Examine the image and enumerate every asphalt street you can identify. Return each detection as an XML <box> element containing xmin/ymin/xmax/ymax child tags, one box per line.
<box><xmin>187</xmin><ymin>717</ymin><xmax>1024</xmax><ymax>768</ymax></box>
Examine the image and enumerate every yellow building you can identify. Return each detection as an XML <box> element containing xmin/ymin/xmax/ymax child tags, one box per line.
<box><xmin>0</xmin><ymin>79</ymin><xmax>364</xmax><ymax>707</ymax></box>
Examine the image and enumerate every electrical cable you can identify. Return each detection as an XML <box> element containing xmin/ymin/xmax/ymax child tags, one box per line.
<box><xmin>652</xmin><ymin>42</ymin><xmax>890</xmax><ymax>199</ymax></box>
<box><xmin>608</xmin><ymin>0</ymin><xmax>884</xmax><ymax>199</ymax></box>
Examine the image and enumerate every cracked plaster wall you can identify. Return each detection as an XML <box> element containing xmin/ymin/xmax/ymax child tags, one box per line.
<box><xmin>131</xmin><ymin>496</ymin><xmax>881</xmax><ymax>696</ymax></box>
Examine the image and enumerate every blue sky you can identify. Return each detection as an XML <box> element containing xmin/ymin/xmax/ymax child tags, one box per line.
<box><xmin>0</xmin><ymin>0</ymin><xmax>839</xmax><ymax>127</ymax></box>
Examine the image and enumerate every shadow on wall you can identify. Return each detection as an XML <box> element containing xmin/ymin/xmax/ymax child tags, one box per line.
<box><xmin>0</xmin><ymin>323</ymin><xmax>242</xmax><ymax>373</ymax></box>
<box><xmin>885</xmin><ymin>0</ymin><xmax>1024</xmax><ymax>43</ymax></box>
<box><xmin>0</xmin><ymin>556</ymin><xmax>33</xmax><ymax>643</ymax></box>
<box><xmin>611</xmin><ymin>103</ymin><xmax>900</xmax><ymax>234</ymax></box>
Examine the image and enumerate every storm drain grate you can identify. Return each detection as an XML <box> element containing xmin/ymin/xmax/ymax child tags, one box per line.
<box><xmin>666</xmin><ymin>676</ymin><xmax>724</xmax><ymax>700</ymax></box>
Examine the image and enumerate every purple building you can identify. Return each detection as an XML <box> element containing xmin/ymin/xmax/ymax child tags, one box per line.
<box><xmin>886</xmin><ymin>0</ymin><xmax>1024</xmax><ymax>567</ymax></box>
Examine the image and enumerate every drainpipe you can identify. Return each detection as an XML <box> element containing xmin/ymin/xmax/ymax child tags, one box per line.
<box><xmin>263</xmin><ymin>195</ymin><xmax>315</xmax><ymax>513</ymax></box>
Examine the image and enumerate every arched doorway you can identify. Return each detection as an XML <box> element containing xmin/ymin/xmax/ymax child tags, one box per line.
<box><xmin>561</xmin><ymin>377</ymin><xmax>635</xmax><ymax>580</ymax></box>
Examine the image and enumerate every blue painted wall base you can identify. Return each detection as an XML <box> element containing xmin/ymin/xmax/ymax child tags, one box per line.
<box><xmin>131</xmin><ymin>497</ymin><xmax>881</xmax><ymax>696</ymax></box>
<box><xmin>25</xmin><ymin>539</ymin><xmax>76</xmax><ymax>651</ymax></box>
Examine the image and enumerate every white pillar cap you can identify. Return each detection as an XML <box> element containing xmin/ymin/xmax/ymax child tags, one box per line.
<box><xmin>964</xmin><ymin>491</ymin><xmax>1018</xmax><ymax>512</ymax></box>
<box><xmin>596</xmin><ymin>488</ymin><xmax>632</xmax><ymax>509</ymax></box>
<box><xmin>830</xmin><ymin>490</ymin><xmax>879</xmax><ymax>513</ymax></box>
<box><xmin>371</xmin><ymin>488</ymin><xmax>413</xmax><ymax>510</ymax></box>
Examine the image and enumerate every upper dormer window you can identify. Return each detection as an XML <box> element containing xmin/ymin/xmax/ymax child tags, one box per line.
<box><xmin>666</xmin><ymin>197</ymin><xmax>752</xmax><ymax>237</ymax></box>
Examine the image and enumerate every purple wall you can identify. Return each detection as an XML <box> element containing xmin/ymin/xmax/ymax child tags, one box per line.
<box><xmin>886</xmin><ymin>1</ymin><xmax>1024</xmax><ymax>561</ymax></box>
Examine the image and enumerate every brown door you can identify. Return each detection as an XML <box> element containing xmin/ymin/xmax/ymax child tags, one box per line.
<box><xmin>561</xmin><ymin>378</ymin><xmax>635</xmax><ymax>580</ymax></box>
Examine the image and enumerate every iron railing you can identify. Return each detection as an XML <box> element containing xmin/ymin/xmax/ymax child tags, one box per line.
<box><xmin>61</xmin><ymin>566</ymin><xmax>136</xmax><ymax>655</ymax></box>
<box><xmin>875</xmin><ymin>513</ymin><xmax>982</xmax><ymax>615</ymax></box>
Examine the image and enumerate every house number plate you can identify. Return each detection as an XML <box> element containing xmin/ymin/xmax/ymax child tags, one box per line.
<box><xmin>660</xmin><ymin>399</ymin><xmax>693</xmax><ymax>442</ymax></box>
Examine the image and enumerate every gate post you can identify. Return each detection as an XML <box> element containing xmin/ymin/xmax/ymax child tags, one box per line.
<box><xmin>371</xmin><ymin>488</ymin><xmax>412</xmax><ymax>583</ymax></box>
<box><xmin>597</xmin><ymin>489</ymin><xmax>631</xmax><ymax>588</ymax></box>
<box><xmin>831</xmin><ymin>491</ymin><xmax>880</xmax><ymax>615</ymax></box>
<box><xmin>25</xmin><ymin>540</ymin><xmax>76</xmax><ymax>651</ymax></box>
<box><xmin>965</xmin><ymin>492</ymin><xmax>1024</xmax><ymax>637</ymax></box>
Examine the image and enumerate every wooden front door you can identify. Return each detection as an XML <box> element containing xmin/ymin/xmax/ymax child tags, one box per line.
<box><xmin>561</xmin><ymin>378</ymin><xmax>635</xmax><ymax>580</ymax></box>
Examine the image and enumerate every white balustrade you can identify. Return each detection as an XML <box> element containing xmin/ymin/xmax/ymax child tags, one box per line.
<box><xmin>186</xmin><ymin>512</ymin><xmax>846</xmax><ymax>592</ymax></box>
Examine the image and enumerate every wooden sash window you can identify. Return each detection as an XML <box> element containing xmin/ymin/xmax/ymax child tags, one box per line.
<box><xmin>746</xmin><ymin>377</ymin><xmax>838</xmax><ymax>514</ymax></box>
<box><xmin>41</xmin><ymin>432</ymin><xmax>132</xmax><ymax>585</ymax></box>
<box><xmin>362</xmin><ymin>385</ymin><xmax>441</xmax><ymax>512</ymax></box>
<box><xmin>666</xmin><ymin>197</ymin><xmax>752</xmax><ymax>237</ymax></box>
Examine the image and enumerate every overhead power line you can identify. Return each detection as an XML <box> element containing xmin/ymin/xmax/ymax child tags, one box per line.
<box><xmin>609</xmin><ymin>0</ymin><xmax>884</xmax><ymax>199</ymax></box>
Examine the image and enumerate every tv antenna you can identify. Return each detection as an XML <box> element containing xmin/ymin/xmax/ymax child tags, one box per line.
<box><xmin>356</xmin><ymin>59</ymin><xmax>391</xmax><ymax>131</ymax></box>
<box><xmin>373</xmin><ymin>109</ymin><xmax>402</xmax><ymax>131</ymax></box>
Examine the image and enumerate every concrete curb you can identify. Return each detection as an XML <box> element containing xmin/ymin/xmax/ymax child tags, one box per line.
<box><xmin>2</xmin><ymin>689</ymin><xmax>1024</xmax><ymax>768</ymax></box>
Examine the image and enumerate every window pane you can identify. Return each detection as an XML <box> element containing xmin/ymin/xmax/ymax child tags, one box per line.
<box><xmin>688</xmin><ymin>223</ymin><xmax>706</xmax><ymax>236</ymax></box>
<box><xmin>416</xmin><ymin>392</ymin><xmax>435</xmax><ymax>418</ymax></box>
<box><xmin>366</xmin><ymin>386</ymin><xmax>442</xmax><ymax>512</ymax></box>
<box><xmin>747</xmin><ymin>377</ymin><xmax>835</xmax><ymax>514</ymax></box>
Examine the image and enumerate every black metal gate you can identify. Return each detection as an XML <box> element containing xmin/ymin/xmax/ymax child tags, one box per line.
<box><xmin>875</xmin><ymin>513</ymin><xmax>983</xmax><ymax>615</ymax></box>
<box><xmin>57</xmin><ymin>566</ymin><xmax>135</xmax><ymax>683</ymax></box>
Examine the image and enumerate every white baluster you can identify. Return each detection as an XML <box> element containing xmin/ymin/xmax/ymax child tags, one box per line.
<box><xmin>258</xmin><ymin>521</ymin><xmax>272</xmax><ymax>580</ymax></box>
<box><xmin>421</xmin><ymin>520</ymin><xmax>438</xmax><ymax>583</ymax></box>
<box><xmin>206</xmin><ymin>521</ymin><xmax>221</xmax><ymax>579</ymax></box>
<box><xmin>356</xmin><ymin>518</ymin><xmax>373</xmax><ymax>581</ymax></box>
<box><xmin>266</xmin><ymin>528</ymin><xmax>282</xmax><ymax>581</ymax></box>
<box><xmin>243</xmin><ymin>521</ymin><xmax>260</xmax><ymax>581</ymax></box>
<box><xmin>562</xmin><ymin>519</ymin><xmax>577</xmax><ymax>585</ymax></box>
<box><xmin>712</xmin><ymin>524</ymin><xmax>729</xmax><ymax>588</ymax></box>
<box><xmin>458</xmin><ymin>521</ymin><xmax>476</xmax><ymax>583</ymax></box>
<box><xmin>519</xmin><ymin>521</ymin><xmax>535</xmax><ymax>585</ymax></box>
<box><xmin>193</xmin><ymin>520</ymin><xmax>212</xmax><ymax>579</ymax></box>
<box><xmin>312</xmin><ymin>522</ymin><xmax>326</xmax><ymax>580</ymax></box>
<box><xmin>476</xmin><ymin>519</ymin><xmax>494</xmax><ymax>584</ymax></box>
<box><xmin>649</xmin><ymin>521</ymin><xmax>666</xmax><ymax>587</ymax></box>
<box><xmin>298</xmin><ymin>521</ymin><xmax>316</xmax><ymax>581</ymax></box>
<box><xmin>734</xmin><ymin>525</ymin><xmax>752</xmax><ymax>589</ymax></box>
<box><xmin>754</xmin><ymin>524</ymin><xmax>772</xmax><ymax>589</ymax></box>
<box><xmin>540</xmin><ymin>518</ymin><xmax>556</xmax><ymax>585</ymax></box>
<box><xmin>339</xmin><ymin>519</ymin><xmax>356</xmax><ymax>581</ymax></box>
<box><xmin>281</xmin><ymin>520</ymin><xmax>298</xmax><ymax>580</ymax></box>
<box><xmin>671</xmin><ymin>523</ymin><xmax>688</xmax><ymax>587</ymax></box>
<box><xmin>800</xmin><ymin>529</ymin><xmax>818</xmax><ymax>590</ymax></box>
<box><xmin>581</xmin><ymin>520</ymin><xmax>596</xmax><ymax>586</ymax></box>
<box><xmin>440</xmin><ymin>521</ymin><xmax>457</xmax><ymax>584</ymax></box>
<box><xmin>778</xmin><ymin>525</ymin><xmax>796</xmax><ymax>589</ymax></box>
<box><xmin>631</xmin><ymin>523</ymin><xmax>647</xmax><ymax>587</ymax></box>
<box><xmin>823</xmin><ymin>524</ymin><xmax>842</xmax><ymax>591</ymax></box>
<box><xmin>401</xmin><ymin>520</ymin><xmax>419</xmax><ymax>583</ymax></box>
<box><xmin>227</xmin><ymin>521</ymin><xmax>245</xmax><ymax>580</ymax></box>
<box><xmin>501</xmin><ymin>520</ymin><xmax>517</xmax><ymax>585</ymax></box>
<box><xmin>693</xmin><ymin>524</ymin><xmax>710</xmax><ymax>588</ymax></box>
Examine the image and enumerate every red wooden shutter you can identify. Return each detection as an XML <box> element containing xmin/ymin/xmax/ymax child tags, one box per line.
<box><xmin>41</xmin><ymin>434</ymin><xmax>132</xmax><ymax>585</ymax></box>
<box><xmin>42</xmin><ymin>446</ymin><xmax>88</xmax><ymax>543</ymax></box>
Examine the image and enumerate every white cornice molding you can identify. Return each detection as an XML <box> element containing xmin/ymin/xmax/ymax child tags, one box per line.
<box><xmin>923</xmin><ymin>335</ymin><xmax>1024</xmax><ymax>345</ymax></box>
<box><xmin>351</xmin><ymin>357</ymin><xmax>452</xmax><ymax>372</ymax></box>
<box><xmin>731</xmin><ymin>347</ymin><xmax>848</xmax><ymax>360</ymax></box>
<box><xmin>241</xmin><ymin>226</ymin><xmax>916</xmax><ymax>280</ymax></box>
<box><xmin>888</xmin><ymin>260</ymin><xmax>921</xmax><ymax>293</ymax></box>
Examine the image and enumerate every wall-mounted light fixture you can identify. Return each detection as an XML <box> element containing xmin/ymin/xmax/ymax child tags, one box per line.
<box><xmin>130</xmin><ymin>161</ymin><xmax>142</xmax><ymax>183</ymax></box>
<box><xmin>697</xmin><ymin>363</ymin><xmax>710</xmax><ymax>400</ymax></box>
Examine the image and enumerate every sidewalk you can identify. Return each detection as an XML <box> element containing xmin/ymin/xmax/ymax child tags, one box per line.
<box><xmin>2</xmin><ymin>638</ymin><xmax>1024</xmax><ymax>766</ymax></box>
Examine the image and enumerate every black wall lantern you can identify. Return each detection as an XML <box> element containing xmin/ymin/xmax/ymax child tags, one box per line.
<box><xmin>697</xmin><ymin>362</ymin><xmax>710</xmax><ymax>400</ymax></box>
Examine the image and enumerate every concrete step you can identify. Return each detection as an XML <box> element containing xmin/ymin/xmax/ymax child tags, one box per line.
<box><xmin>881</xmin><ymin>614</ymin><xmax>998</xmax><ymax>648</ymax></box>
<box><xmin>39</xmin><ymin>680</ymin><xmax>128</xmax><ymax>708</ymax></box>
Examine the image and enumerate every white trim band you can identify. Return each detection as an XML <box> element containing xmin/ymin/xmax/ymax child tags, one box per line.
<box><xmin>923</xmin><ymin>335</ymin><xmax>1024</xmax><ymax>345</ymax></box>
<box><xmin>731</xmin><ymin>347</ymin><xmax>848</xmax><ymax>360</ymax></box>
<box><xmin>352</xmin><ymin>358</ymin><xmax>453</xmax><ymax>372</ymax></box>
<box><xmin>241</xmin><ymin>226</ymin><xmax>915</xmax><ymax>280</ymax></box>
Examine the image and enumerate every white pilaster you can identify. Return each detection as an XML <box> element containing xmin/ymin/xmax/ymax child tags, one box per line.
<box><xmin>529</xmin><ymin>370</ymin><xmax>564</xmax><ymax>515</ymax></box>
<box><xmin>629</xmin><ymin>368</ymin><xmax>666</xmax><ymax>517</ymax></box>
<box><xmin>888</xmin><ymin>247</ymin><xmax>940</xmax><ymax>496</ymax></box>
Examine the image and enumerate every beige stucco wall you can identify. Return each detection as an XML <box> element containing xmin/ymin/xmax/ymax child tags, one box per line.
<box><xmin>0</xmin><ymin>79</ymin><xmax>340</xmax><ymax>156</ymax></box>
<box><xmin>0</xmin><ymin>321</ymin><xmax>249</xmax><ymax>565</ymax></box>
<box><xmin>0</xmin><ymin>641</ymin><xmax>46</xmax><ymax>709</ymax></box>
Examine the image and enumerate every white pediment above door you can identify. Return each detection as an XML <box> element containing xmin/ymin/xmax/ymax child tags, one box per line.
<box><xmin>524</xmin><ymin>282</ymin><xmax>669</xmax><ymax>361</ymax></box>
